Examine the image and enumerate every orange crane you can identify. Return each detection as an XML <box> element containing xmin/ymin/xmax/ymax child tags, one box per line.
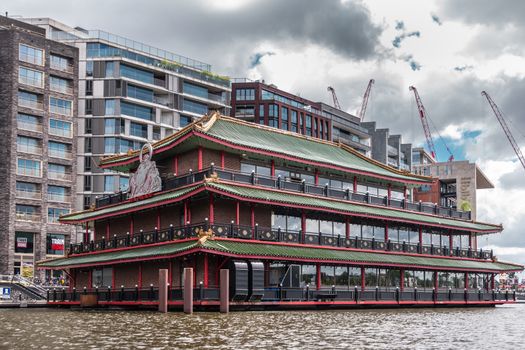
<box><xmin>409</xmin><ymin>86</ymin><xmax>454</xmax><ymax>161</ymax></box>
<box><xmin>482</xmin><ymin>91</ymin><xmax>525</xmax><ymax>171</ymax></box>
<box><xmin>327</xmin><ymin>86</ymin><xmax>341</xmax><ymax>110</ymax></box>
<box><xmin>358</xmin><ymin>79</ymin><xmax>375</xmax><ymax>121</ymax></box>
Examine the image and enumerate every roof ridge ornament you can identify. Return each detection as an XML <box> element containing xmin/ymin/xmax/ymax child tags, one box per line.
<box><xmin>197</xmin><ymin>228</ymin><xmax>215</xmax><ymax>245</ymax></box>
<box><xmin>129</xmin><ymin>143</ymin><xmax>162</xmax><ymax>198</ymax></box>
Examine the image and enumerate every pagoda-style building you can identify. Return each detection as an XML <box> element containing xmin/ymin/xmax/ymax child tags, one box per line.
<box><xmin>39</xmin><ymin>113</ymin><xmax>522</xmax><ymax>310</ymax></box>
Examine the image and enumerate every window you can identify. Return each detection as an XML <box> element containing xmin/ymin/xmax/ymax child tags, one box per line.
<box><xmin>281</xmin><ymin>107</ymin><xmax>288</xmax><ymax>130</ymax></box>
<box><xmin>16</xmin><ymin>182</ymin><xmax>39</xmax><ymax>199</ymax></box>
<box><xmin>85</xmin><ymin>80</ymin><xmax>93</xmax><ymax>96</ymax></box>
<box><xmin>16</xmin><ymin>205</ymin><xmax>38</xmax><ymax>222</ymax></box>
<box><xmin>48</xmin><ymin>208</ymin><xmax>69</xmax><ymax>224</ymax></box>
<box><xmin>15</xmin><ymin>232</ymin><xmax>34</xmax><ymax>254</ymax></box>
<box><xmin>19</xmin><ymin>67</ymin><xmax>43</xmax><ymax>87</ymax></box>
<box><xmin>50</xmin><ymin>119</ymin><xmax>72</xmax><ymax>138</ymax></box>
<box><xmin>105</xmin><ymin>61</ymin><xmax>115</xmax><ymax>77</ymax></box>
<box><xmin>47</xmin><ymin>234</ymin><xmax>66</xmax><ymax>255</ymax></box>
<box><xmin>92</xmin><ymin>267</ymin><xmax>113</xmax><ymax>288</ymax></box>
<box><xmin>17</xmin><ymin>136</ymin><xmax>40</xmax><ymax>154</ymax></box>
<box><xmin>49</xmin><ymin>141</ymin><xmax>70</xmax><ymax>159</ymax></box>
<box><xmin>104</xmin><ymin>137</ymin><xmax>116</xmax><ymax>154</ymax></box>
<box><xmin>305</xmin><ymin>115</ymin><xmax>312</xmax><ymax>135</ymax></box>
<box><xmin>119</xmin><ymin>177</ymin><xmax>129</xmax><ymax>191</ymax></box>
<box><xmin>18</xmin><ymin>90</ymin><xmax>42</xmax><ymax>109</ymax></box>
<box><xmin>180</xmin><ymin>115</ymin><xmax>192</xmax><ymax>127</ymax></box>
<box><xmin>17</xmin><ymin>113</ymin><xmax>41</xmax><ymax>132</ymax></box>
<box><xmin>83</xmin><ymin>196</ymin><xmax>91</xmax><ymax>210</ymax></box>
<box><xmin>105</xmin><ymin>119</ymin><xmax>117</xmax><ymax>134</ymax></box>
<box><xmin>182</xmin><ymin>99</ymin><xmax>208</xmax><ymax>115</ymax></box>
<box><xmin>49</xmin><ymin>97</ymin><xmax>72</xmax><ymax>116</ymax></box>
<box><xmin>130</xmin><ymin>122</ymin><xmax>148</xmax><ymax>138</ymax></box>
<box><xmin>17</xmin><ymin>158</ymin><xmax>41</xmax><ymax>177</ymax></box>
<box><xmin>105</xmin><ymin>99</ymin><xmax>116</xmax><ymax>115</ymax></box>
<box><xmin>86</xmin><ymin>61</ymin><xmax>94</xmax><ymax>77</ymax></box>
<box><xmin>127</xmin><ymin>84</ymin><xmax>154</xmax><ymax>102</ymax></box>
<box><xmin>120</xmin><ymin>64</ymin><xmax>154</xmax><ymax>84</ymax></box>
<box><xmin>48</xmin><ymin>163</ymin><xmax>67</xmax><ymax>180</ymax></box>
<box><xmin>301</xmin><ymin>265</ymin><xmax>316</xmax><ymax>287</ymax></box>
<box><xmin>258</xmin><ymin>105</ymin><xmax>265</xmax><ymax>123</ymax></box>
<box><xmin>184</xmin><ymin>82</ymin><xmax>209</xmax><ymax>99</ymax></box>
<box><xmin>85</xmin><ymin>99</ymin><xmax>93</xmax><ymax>115</ymax></box>
<box><xmin>19</xmin><ymin>44</ymin><xmax>43</xmax><ymax>65</ymax></box>
<box><xmin>48</xmin><ymin>185</ymin><xmax>68</xmax><ymax>202</ymax></box>
<box><xmin>268</xmin><ymin>104</ymin><xmax>278</xmax><ymax>128</ymax></box>
<box><xmin>50</xmin><ymin>54</ymin><xmax>71</xmax><ymax>71</ymax></box>
<box><xmin>291</xmin><ymin>110</ymin><xmax>298</xmax><ymax>132</ymax></box>
<box><xmin>50</xmin><ymin>76</ymin><xmax>71</xmax><ymax>94</ymax></box>
<box><xmin>84</xmin><ymin>175</ymin><xmax>92</xmax><ymax>191</ymax></box>
<box><xmin>104</xmin><ymin>176</ymin><xmax>115</xmax><ymax>192</ymax></box>
<box><xmin>84</xmin><ymin>137</ymin><xmax>92</xmax><ymax>153</ymax></box>
<box><xmin>121</xmin><ymin>101</ymin><xmax>153</xmax><ymax>120</ymax></box>
<box><xmin>235</xmin><ymin>88</ymin><xmax>255</xmax><ymax>101</ymax></box>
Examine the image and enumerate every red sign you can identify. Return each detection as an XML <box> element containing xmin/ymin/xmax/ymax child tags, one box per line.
<box><xmin>16</xmin><ymin>237</ymin><xmax>27</xmax><ymax>248</ymax></box>
<box><xmin>51</xmin><ymin>238</ymin><xmax>64</xmax><ymax>251</ymax></box>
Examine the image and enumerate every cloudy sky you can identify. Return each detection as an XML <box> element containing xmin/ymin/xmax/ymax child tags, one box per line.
<box><xmin>5</xmin><ymin>0</ymin><xmax>525</xmax><ymax>266</ymax></box>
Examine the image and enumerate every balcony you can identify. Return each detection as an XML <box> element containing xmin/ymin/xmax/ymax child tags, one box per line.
<box><xmin>47</xmin><ymin>193</ymin><xmax>71</xmax><ymax>203</ymax></box>
<box><xmin>68</xmin><ymin>221</ymin><xmax>492</xmax><ymax>261</ymax></box>
<box><xmin>18</xmin><ymin>97</ymin><xmax>43</xmax><ymax>110</ymax></box>
<box><xmin>17</xmin><ymin>168</ymin><xmax>41</xmax><ymax>177</ymax></box>
<box><xmin>16</xmin><ymin>212</ymin><xmax>41</xmax><ymax>222</ymax></box>
<box><xmin>50</xmin><ymin>84</ymin><xmax>74</xmax><ymax>95</ymax></box>
<box><xmin>50</xmin><ymin>61</ymin><xmax>74</xmax><ymax>73</ymax></box>
<box><xmin>19</xmin><ymin>76</ymin><xmax>43</xmax><ymax>88</ymax></box>
<box><xmin>19</xmin><ymin>53</ymin><xmax>43</xmax><ymax>66</ymax></box>
<box><xmin>49</xmin><ymin>149</ymin><xmax>72</xmax><ymax>160</ymax></box>
<box><xmin>49</xmin><ymin>128</ymin><xmax>73</xmax><ymax>138</ymax></box>
<box><xmin>17</xmin><ymin>120</ymin><xmax>43</xmax><ymax>133</ymax></box>
<box><xmin>16</xmin><ymin>189</ymin><xmax>41</xmax><ymax>200</ymax></box>
<box><xmin>49</xmin><ymin>105</ymin><xmax>72</xmax><ymax>116</ymax></box>
<box><xmin>48</xmin><ymin>171</ymin><xmax>71</xmax><ymax>181</ymax></box>
<box><xmin>17</xmin><ymin>144</ymin><xmax>42</xmax><ymax>155</ymax></box>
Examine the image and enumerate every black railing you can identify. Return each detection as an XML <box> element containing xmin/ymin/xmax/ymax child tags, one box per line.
<box><xmin>94</xmin><ymin>166</ymin><xmax>472</xmax><ymax>221</ymax></box>
<box><xmin>68</xmin><ymin>222</ymin><xmax>493</xmax><ymax>261</ymax></box>
<box><xmin>48</xmin><ymin>286</ymin><xmax>515</xmax><ymax>304</ymax></box>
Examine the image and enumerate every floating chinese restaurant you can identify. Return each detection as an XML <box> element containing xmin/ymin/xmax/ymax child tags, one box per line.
<box><xmin>38</xmin><ymin>113</ymin><xmax>523</xmax><ymax>311</ymax></box>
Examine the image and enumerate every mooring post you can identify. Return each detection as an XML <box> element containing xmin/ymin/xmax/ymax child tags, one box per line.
<box><xmin>220</xmin><ymin>269</ymin><xmax>229</xmax><ymax>313</ymax></box>
<box><xmin>159</xmin><ymin>269</ymin><xmax>168</xmax><ymax>313</ymax></box>
<box><xmin>183</xmin><ymin>268</ymin><xmax>193</xmax><ymax>314</ymax></box>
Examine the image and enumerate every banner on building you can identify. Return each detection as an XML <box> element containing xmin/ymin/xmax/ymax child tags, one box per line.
<box><xmin>51</xmin><ymin>237</ymin><xmax>65</xmax><ymax>251</ymax></box>
<box><xmin>16</xmin><ymin>237</ymin><xmax>27</xmax><ymax>249</ymax></box>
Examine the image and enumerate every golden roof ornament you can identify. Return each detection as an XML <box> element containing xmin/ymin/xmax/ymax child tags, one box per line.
<box><xmin>197</xmin><ymin>228</ymin><xmax>215</xmax><ymax>245</ymax></box>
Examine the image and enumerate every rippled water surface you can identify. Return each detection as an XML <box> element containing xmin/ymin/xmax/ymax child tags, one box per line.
<box><xmin>1</xmin><ymin>304</ymin><xmax>523</xmax><ymax>349</ymax></box>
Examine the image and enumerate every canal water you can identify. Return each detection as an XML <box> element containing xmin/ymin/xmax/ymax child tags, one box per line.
<box><xmin>1</xmin><ymin>304</ymin><xmax>522</xmax><ymax>349</ymax></box>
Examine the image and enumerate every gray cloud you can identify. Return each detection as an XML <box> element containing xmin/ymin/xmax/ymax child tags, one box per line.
<box><xmin>453</xmin><ymin>65</ymin><xmax>473</xmax><ymax>72</ymax></box>
<box><xmin>499</xmin><ymin>167</ymin><xmax>525</xmax><ymax>190</ymax></box>
<box><xmin>250</xmin><ymin>52</ymin><xmax>275</xmax><ymax>68</ymax></box>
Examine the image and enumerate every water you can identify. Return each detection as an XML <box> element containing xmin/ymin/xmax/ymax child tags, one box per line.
<box><xmin>0</xmin><ymin>304</ymin><xmax>523</xmax><ymax>349</ymax></box>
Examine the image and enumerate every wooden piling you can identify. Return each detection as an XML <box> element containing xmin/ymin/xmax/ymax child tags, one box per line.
<box><xmin>220</xmin><ymin>269</ymin><xmax>229</xmax><ymax>313</ymax></box>
<box><xmin>183</xmin><ymin>268</ymin><xmax>193</xmax><ymax>314</ymax></box>
<box><xmin>158</xmin><ymin>269</ymin><xmax>168</xmax><ymax>313</ymax></box>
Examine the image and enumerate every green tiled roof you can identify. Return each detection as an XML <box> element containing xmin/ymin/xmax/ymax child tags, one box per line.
<box><xmin>59</xmin><ymin>184</ymin><xmax>201</xmax><ymax>223</ymax></box>
<box><xmin>206</xmin><ymin>181</ymin><xmax>501</xmax><ymax>232</ymax></box>
<box><xmin>38</xmin><ymin>238</ymin><xmax>522</xmax><ymax>272</ymax></box>
<box><xmin>100</xmin><ymin>114</ymin><xmax>431</xmax><ymax>184</ymax></box>
<box><xmin>39</xmin><ymin>240</ymin><xmax>198</xmax><ymax>268</ymax></box>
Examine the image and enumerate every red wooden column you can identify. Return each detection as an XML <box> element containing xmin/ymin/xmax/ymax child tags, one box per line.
<box><xmin>130</xmin><ymin>215</ymin><xmax>134</xmax><ymax>236</ymax></box>
<box><xmin>387</xmin><ymin>184</ymin><xmax>392</xmax><ymax>204</ymax></box>
<box><xmin>209</xmin><ymin>193</ymin><xmax>215</xmax><ymax>224</ymax></box>
<box><xmin>361</xmin><ymin>267</ymin><xmax>366</xmax><ymax>292</ymax></box>
<box><xmin>168</xmin><ymin>260</ymin><xmax>173</xmax><ymax>286</ymax></box>
<box><xmin>400</xmin><ymin>268</ymin><xmax>405</xmax><ymax>291</ymax></box>
<box><xmin>271</xmin><ymin>160</ymin><xmax>275</xmax><ymax>177</ymax></box>
<box><xmin>250</xmin><ymin>205</ymin><xmax>255</xmax><ymax>228</ymax></box>
<box><xmin>173</xmin><ymin>155</ymin><xmax>179</xmax><ymax>175</ymax></box>
<box><xmin>88</xmin><ymin>269</ymin><xmax>92</xmax><ymax>289</ymax></box>
<box><xmin>353</xmin><ymin>176</ymin><xmax>357</xmax><ymax>193</ymax></box>
<box><xmin>197</xmin><ymin>146</ymin><xmax>203</xmax><ymax>171</ymax></box>
<box><xmin>235</xmin><ymin>201</ymin><xmax>240</xmax><ymax>225</ymax></box>
<box><xmin>384</xmin><ymin>222</ymin><xmax>389</xmax><ymax>242</ymax></box>
<box><xmin>403</xmin><ymin>186</ymin><xmax>407</xmax><ymax>200</ymax></box>
<box><xmin>491</xmin><ymin>274</ymin><xmax>495</xmax><ymax>290</ymax></box>
<box><xmin>345</xmin><ymin>217</ymin><xmax>350</xmax><ymax>239</ymax></box>
<box><xmin>316</xmin><ymin>263</ymin><xmax>321</xmax><ymax>290</ymax></box>
<box><xmin>314</xmin><ymin>169</ymin><xmax>319</xmax><ymax>186</ymax></box>
<box><xmin>156</xmin><ymin>208</ymin><xmax>161</xmax><ymax>230</ymax></box>
<box><xmin>106</xmin><ymin>221</ymin><xmax>110</xmax><ymax>240</ymax></box>
<box><xmin>138</xmin><ymin>262</ymin><xmax>143</xmax><ymax>289</ymax></box>
<box><xmin>434</xmin><ymin>271</ymin><xmax>439</xmax><ymax>291</ymax></box>
<box><xmin>220</xmin><ymin>151</ymin><xmax>225</xmax><ymax>169</ymax></box>
<box><xmin>183</xmin><ymin>201</ymin><xmax>188</xmax><ymax>224</ymax></box>
<box><xmin>469</xmin><ymin>234</ymin><xmax>473</xmax><ymax>250</ymax></box>
<box><xmin>301</xmin><ymin>211</ymin><xmax>307</xmax><ymax>242</ymax></box>
<box><xmin>419</xmin><ymin>226</ymin><xmax>423</xmax><ymax>246</ymax></box>
<box><xmin>84</xmin><ymin>223</ymin><xmax>89</xmax><ymax>243</ymax></box>
<box><xmin>449</xmin><ymin>235</ymin><xmax>454</xmax><ymax>256</ymax></box>
<box><xmin>464</xmin><ymin>272</ymin><xmax>469</xmax><ymax>289</ymax></box>
<box><xmin>112</xmin><ymin>268</ymin><xmax>115</xmax><ymax>289</ymax></box>
<box><xmin>204</xmin><ymin>254</ymin><xmax>209</xmax><ymax>288</ymax></box>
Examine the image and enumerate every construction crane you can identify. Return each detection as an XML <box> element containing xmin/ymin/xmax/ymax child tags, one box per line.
<box><xmin>358</xmin><ymin>79</ymin><xmax>375</xmax><ymax>121</ymax></box>
<box><xmin>482</xmin><ymin>91</ymin><xmax>525</xmax><ymax>171</ymax></box>
<box><xmin>327</xmin><ymin>86</ymin><xmax>341</xmax><ymax>110</ymax></box>
<box><xmin>409</xmin><ymin>86</ymin><xmax>454</xmax><ymax>161</ymax></box>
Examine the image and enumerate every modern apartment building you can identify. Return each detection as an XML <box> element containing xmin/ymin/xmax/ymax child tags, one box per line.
<box><xmin>0</xmin><ymin>16</ymin><xmax>78</xmax><ymax>278</ymax></box>
<box><xmin>231</xmin><ymin>79</ymin><xmax>371</xmax><ymax>155</ymax></box>
<box><xmin>23</xmin><ymin>18</ymin><xmax>231</xmax><ymax>210</ymax></box>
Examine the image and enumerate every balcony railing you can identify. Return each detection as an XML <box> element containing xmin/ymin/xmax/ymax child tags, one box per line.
<box><xmin>47</xmin><ymin>193</ymin><xmax>71</xmax><ymax>203</ymax></box>
<box><xmin>49</xmin><ymin>105</ymin><xmax>72</xmax><ymax>116</ymax></box>
<box><xmin>47</xmin><ymin>285</ymin><xmax>515</xmax><ymax>304</ymax></box>
<box><xmin>16</xmin><ymin>212</ymin><xmax>41</xmax><ymax>222</ymax></box>
<box><xmin>17</xmin><ymin>168</ymin><xmax>41</xmax><ymax>177</ymax></box>
<box><xmin>16</xmin><ymin>189</ymin><xmax>41</xmax><ymax>199</ymax></box>
<box><xmin>95</xmin><ymin>166</ymin><xmax>473</xmax><ymax>221</ymax></box>
<box><xmin>48</xmin><ymin>171</ymin><xmax>71</xmax><ymax>181</ymax></box>
<box><xmin>19</xmin><ymin>53</ymin><xmax>43</xmax><ymax>66</ymax></box>
<box><xmin>49</xmin><ymin>149</ymin><xmax>73</xmax><ymax>159</ymax></box>
<box><xmin>18</xmin><ymin>97</ymin><xmax>43</xmax><ymax>110</ymax></box>
<box><xmin>17</xmin><ymin>120</ymin><xmax>43</xmax><ymax>133</ymax></box>
<box><xmin>49</xmin><ymin>128</ymin><xmax>73</xmax><ymax>138</ymax></box>
<box><xmin>50</xmin><ymin>84</ymin><xmax>74</xmax><ymax>95</ymax></box>
<box><xmin>19</xmin><ymin>76</ymin><xmax>43</xmax><ymax>88</ymax></box>
<box><xmin>50</xmin><ymin>61</ymin><xmax>74</xmax><ymax>73</ymax></box>
<box><xmin>17</xmin><ymin>144</ymin><xmax>42</xmax><ymax>154</ymax></box>
<box><xmin>68</xmin><ymin>221</ymin><xmax>493</xmax><ymax>261</ymax></box>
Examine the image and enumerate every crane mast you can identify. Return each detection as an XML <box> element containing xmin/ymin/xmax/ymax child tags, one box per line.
<box><xmin>409</xmin><ymin>86</ymin><xmax>437</xmax><ymax>159</ymax></box>
<box><xmin>482</xmin><ymin>91</ymin><xmax>525</xmax><ymax>171</ymax></box>
<box><xmin>327</xmin><ymin>86</ymin><xmax>341</xmax><ymax>110</ymax></box>
<box><xmin>358</xmin><ymin>79</ymin><xmax>375</xmax><ymax>121</ymax></box>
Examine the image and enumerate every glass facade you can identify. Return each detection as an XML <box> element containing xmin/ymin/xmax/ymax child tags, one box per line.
<box><xmin>50</xmin><ymin>76</ymin><xmax>71</xmax><ymax>94</ymax></box>
<box><xmin>120</xmin><ymin>63</ymin><xmax>154</xmax><ymax>84</ymax></box>
<box><xmin>17</xmin><ymin>158</ymin><xmax>41</xmax><ymax>177</ymax></box>
<box><xmin>127</xmin><ymin>84</ymin><xmax>154</xmax><ymax>102</ymax></box>
<box><xmin>184</xmin><ymin>82</ymin><xmax>209</xmax><ymax>99</ymax></box>
<box><xmin>19</xmin><ymin>67</ymin><xmax>43</xmax><ymax>87</ymax></box>
<box><xmin>130</xmin><ymin>122</ymin><xmax>148</xmax><ymax>138</ymax></box>
<box><xmin>235</xmin><ymin>88</ymin><xmax>255</xmax><ymax>101</ymax></box>
<box><xmin>121</xmin><ymin>101</ymin><xmax>153</xmax><ymax>120</ymax></box>
<box><xmin>182</xmin><ymin>99</ymin><xmax>208</xmax><ymax>115</ymax></box>
<box><xmin>48</xmin><ymin>207</ymin><xmax>69</xmax><ymax>223</ymax></box>
<box><xmin>50</xmin><ymin>119</ymin><xmax>72</xmax><ymax>137</ymax></box>
<box><xmin>19</xmin><ymin>44</ymin><xmax>43</xmax><ymax>65</ymax></box>
<box><xmin>49</xmin><ymin>97</ymin><xmax>72</xmax><ymax>116</ymax></box>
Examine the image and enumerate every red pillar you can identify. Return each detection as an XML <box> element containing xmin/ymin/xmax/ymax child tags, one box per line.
<box><xmin>112</xmin><ymin>267</ymin><xmax>115</xmax><ymax>289</ymax></box>
<box><xmin>88</xmin><ymin>269</ymin><xmax>92</xmax><ymax>289</ymax></box>
<box><xmin>316</xmin><ymin>263</ymin><xmax>321</xmax><ymax>290</ymax></box>
<box><xmin>130</xmin><ymin>215</ymin><xmax>134</xmax><ymax>236</ymax></box>
<box><xmin>449</xmin><ymin>235</ymin><xmax>454</xmax><ymax>255</ymax></box>
<box><xmin>387</xmin><ymin>184</ymin><xmax>392</xmax><ymax>204</ymax></box>
<box><xmin>220</xmin><ymin>150</ymin><xmax>225</xmax><ymax>169</ymax></box>
<box><xmin>209</xmin><ymin>193</ymin><xmax>215</xmax><ymax>224</ymax></box>
<box><xmin>353</xmin><ymin>176</ymin><xmax>357</xmax><ymax>193</ymax></box>
<box><xmin>465</xmin><ymin>272</ymin><xmax>469</xmax><ymax>289</ymax></box>
<box><xmin>174</xmin><ymin>155</ymin><xmax>179</xmax><ymax>175</ymax></box>
<box><xmin>361</xmin><ymin>267</ymin><xmax>365</xmax><ymax>292</ymax></box>
<box><xmin>400</xmin><ymin>268</ymin><xmax>404</xmax><ymax>291</ymax></box>
<box><xmin>168</xmin><ymin>260</ymin><xmax>173</xmax><ymax>286</ymax></box>
<box><xmin>250</xmin><ymin>205</ymin><xmax>255</xmax><ymax>229</ymax></box>
<box><xmin>235</xmin><ymin>201</ymin><xmax>240</xmax><ymax>225</ymax></box>
<box><xmin>198</xmin><ymin>146</ymin><xmax>203</xmax><ymax>171</ymax></box>
<box><xmin>491</xmin><ymin>274</ymin><xmax>495</xmax><ymax>290</ymax></box>
<box><xmin>84</xmin><ymin>223</ymin><xmax>89</xmax><ymax>243</ymax></box>
<box><xmin>106</xmin><ymin>221</ymin><xmax>110</xmax><ymax>240</ymax></box>
<box><xmin>434</xmin><ymin>271</ymin><xmax>439</xmax><ymax>291</ymax></box>
<box><xmin>314</xmin><ymin>169</ymin><xmax>319</xmax><ymax>186</ymax></box>
<box><xmin>156</xmin><ymin>208</ymin><xmax>161</xmax><ymax>230</ymax></box>
<box><xmin>469</xmin><ymin>234</ymin><xmax>473</xmax><ymax>249</ymax></box>
<box><xmin>138</xmin><ymin>263</ymin><xmax>143</xmax><ymax>289</ymax></box>
<box><xmin>345</xmin><ymin>217</ymin><xmax>350</xmax><ymax>239</ymax></box>
<box><xmin>301</xmin><ymin>211</ymin><xmax>307</xmax><ymax>242</ymax></box>
<box><xmin>384</xmin><ymin>222</ymin><xmax>389</xmax><ymax>242</ymax></box>
<box><xmin>204</xmin><ymin>254</ymin><xmax>209</xmax><ymax>288</ymax></box>
<box><xmin>183</xmin><ymin>201</ymin><xmax>188</xmax><ymax>224</ymax></box>
<box><xmin>419</xmin><ymin>226</ymin><xmax>423</xmax><ymax>246</ymax></box>
<box><xmin>271</xmin><ymin>160</ymin><xmax>275</xmax><ymax>177</ymax></box>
